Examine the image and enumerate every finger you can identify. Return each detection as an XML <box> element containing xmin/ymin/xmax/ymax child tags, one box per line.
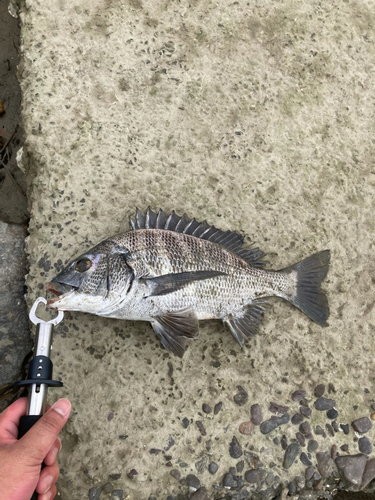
<box><xmin>36</xmin><ymin>461</ymin><xmax>59</xmax><ymax>495</ymax></box>
<box><xmin>19</xmin><ymin>399</ymin><xmax>71</xmax><ymax>463</ymax></box>
<box><xmin>44</xmin><ymin>438</ymin><xmax>61</xmax><ymax>466</ymax></box>
<box><xmin>0</xmin><ymin>397</ymin><xmax>28</xmax><ymax>444</ymax></box>
<box><xmin>39</xmin><ymin>483</ymin><xmax>57</xmax><ymax>500</ymax></box>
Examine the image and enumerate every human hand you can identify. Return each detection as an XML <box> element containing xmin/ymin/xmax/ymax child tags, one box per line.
<box><xmin>0</xmin><ymin>398</ymin><xmax>71</xmax><ymax>500</ymax></box>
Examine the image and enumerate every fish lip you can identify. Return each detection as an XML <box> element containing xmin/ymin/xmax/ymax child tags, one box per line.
<box><xmin>46</xmin><ymin>281</ymin><xmax>78</xmax><ymax>297</ymax></box>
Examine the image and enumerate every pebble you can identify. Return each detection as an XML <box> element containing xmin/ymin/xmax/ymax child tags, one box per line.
<box><xmin>223</xmin><ymin>473</ymin><xmax>234</xmax><ymax>488</ymax></box>
<box><xmin>300</xmin><ymin>452</ymin><xmax>312</xmax><ymax>466</ymax></box>
<box><xmin>314</xmin><ymin>397</ymin><xmax>336</xmax><ymax>411</ymax></box>
<box><xmin>214</xmin><ymin>402</ymin><xmax>223</xmax><ymax>415</ymax></box>
<box><xmin>352</xmin><ymin>417</ymin><xmax>373</xmax><ymax>434</ymax></box>
<box><xmin>326</xmin><ymin>408</ymin><xmax>338</xmax><ymax>420</ymax></box>
<box><xmin>331</xmin><ymin>444</ymin><xmax>338</xmax><ymax>460</ymax></box>
<box><xmin>308</xmin><ymin>439</ymin><xmax>319</xmax><ymax>453</ymax></box>
<box><xmin>186</xmin><ymin>474</ymin><xmax>200</xmax><ymax>492</ymax></box>
<box><xmin>287</xmin><ymin>481</ymin><xmax>296</xmax><ymax>494</ymax></box>
<box><xmin>314</xmin><ymin>384</ymin><xmax>325</xmax><ymax>397</ymax></box>
<box><xmin>111</xmin><ymin>491</ymin><xmax>123</xmax><ymax>500</ymax></box>
<box><xmin>292</xmin><ymin>390</ymin><xmax>307</xmax><ymax>401</ymax></box>
<box><xmin>229</xmin><ymin>436</ymin><xmax>242</xmax><ymax>459</ymax></box>
<box><xmin>325</xmin><ymin>423</ymin><xmax>334</xmax><ymax>437</ymax></box>
<box><xmin>109</xmin><ymin>474</ymin><xmax>121</xmax><ymax>480</ymax></box>
<box><xmin>233</xmin><ymin>385</ymin><xmax>248</xmax><ymax>406</ymax></box>
<box><xmin>202</xmin><ymin>404</ymin><xmax>212</xmax><ymax>414</ymax></box>
<box><xmin>340</xmin><ymin>423</ymin><xmax>350</xmax><ymax>435</ymax></box>
<box><xmin>170</xmin><ymin>469</ymin><xmax>181</xmax><ymax>481</ymax></box>
<box><xmin>190</xmin><ymin>488</ymin><xmax>209</xmax><ymax>500</ymax></box>
<box><xmin>359</xmin><ymin>436</ymin><xmax>372</xmax><ymax>454</ymax></box>
<box><xmin>305</xmin><ymin>466</ymin><xmax>315</xmax><ymax>480</ymax></box>
<box><xmin>281</xmin><ymin>435</ymin><xmax>288</xmax><ymax>450</ymax></box>
<box><xmin>250</xmin><ymin>404</ymin><xmax>262</xmax><ymax>425</ymax></box>
<box><xmin>335</xmin><ymin>454</ymin><xmax>367</xmax><ymax>486</ymax></box>
<box><xmin>340</xmin><ymin>444</ymin><xmax>349</xmax><ymax>452</ymax></box>
<box><xmin>236</xmin><ymin>460</ymin><xmax>244</xmax><ymax>473</ymax></box>
<box><xmin>265</xmin><ymin>471</ymin><xmax>274</xmax><ymax>486</ymax></box>
<box><xmin>291</xmin><ymin>413</ymin><xmax>304</xmax><ymax>425</ymax></box>
<box><xmin>127</xmin><ymin>469</ymin><xmax>138</xmax><ymax>479</ymax></box>
<box><xmin>208</xmin><ymin>462</ymin><xmax>219</xmax><ymax>475</ymax></box>
<box><xmin>273</xmin><ymin>437</ymin><xmax>280</xmax><ymax>445</ymax></box>
<box><xmin>206</xmin><ymin>439</ymin><xmax>212</xmax><ymax>451</ymax></box>
<box><xmin>332</xmin><ymin>421</ymin><xmax>339</xmax><ymax>432</ymax></box>
<box><xmin>269</xmin><ymin>402</ymin><xmax>289</xmax><ymax>414</ymax></box>
<box><xmin>316</xmin><ymin>452</ymin><xmax>336</xmax><ymax>478</ymax></box>
<box><xmin>361</xmin><ymin>457</ymin><xmax>375</xmax><ymax>489</ymax></box>
<box><xmin>296</xmin><ymin>432</ymin><xmax>305</xmax><ymax>447</ymax></box>
<box><xmin>260</xmin><ymin>418</ymin><xmax>278</xmax><ymax>434</ymax></box>
<box><xmin>244</xmin><ymin>469</ymin><xmax>267</xmax><ymax>484</ymax></box>
<box><xmin>371</xmin><ymin>403</ymin><xmax>375</xmax><ymax>411</ymax></box>
<box><xmin>300</xmin><ymin>406</ymin><xmax>312</xmax><ymax>419</ymax></box>
<box><xmin>299</xmin><ymin>421</ymin><xmax>311</xmax><ymax>435</ymax></box>
<box><xmin>196</xmin><ymin>421</ymin><xmax>206</xmax><ymax>436</ymax></box>
<box><xmin>283</xmin><ymin>443</ymin><xmax>300</xmax><ymax>469</ymax></box>
<box><xmin>89</xmin><ymin>488</ymin><xmax>101</xmax><ymax>500</ymax></box>
<box><xmin>182</xmin><ymin>417</ymin><xmax>189</xmax><ymax>429</ymax></box>
<box><xmin>239</xmin><ymin>421</ymin><xmax>253</xmax><ymax>435</ymax></box>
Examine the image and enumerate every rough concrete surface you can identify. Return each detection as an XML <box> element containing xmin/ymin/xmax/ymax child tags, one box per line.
<box><xmin>18</xmin><ymin>0</ymin><xmax>375</xmax><ymax>498</ymax></box>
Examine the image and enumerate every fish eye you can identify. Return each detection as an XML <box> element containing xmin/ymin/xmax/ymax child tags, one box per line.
<box><xmin>75</xmin><ymin>258</ymin><xmax>92</xmax><ymax>272</ymax></box>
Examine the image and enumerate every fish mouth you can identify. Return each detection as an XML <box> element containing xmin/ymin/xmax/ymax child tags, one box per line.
<box><xmin>46</xmin><ymin>282</ymin><xmax>78</xmax><ymax>306</ymax></box>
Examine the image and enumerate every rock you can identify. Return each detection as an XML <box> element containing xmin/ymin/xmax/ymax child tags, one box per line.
<box><xmin>202</xmin><ymin>403</ymin><xmax>212</xmax><ymax>414</ymax></box>
<box><xmin>260</xmin><ymin>418</ymin><xmax>278</xmax><ymax>434</ymax></box>
<box><xmin>314</xmin><ymin>384</ymin><xmax>325</xmax><ymax>397</ymax></box>
<box><xmin>236</xmin><ymin>460</ymin><xmax>244</xmax><ymax>473</ymax></box>
<box><xmin>294</xmin><ymin>476</ymin><xmax>305</xmax><ymax>490</ymax></box>
<box><xmin>336</xmin><ymin>453</ymin><xmax>367</xmax><ymax>486</ymax></box>
<box><xmin>314</xmin><ymin>397</ymin><xmax>336</xmax><ymax>410</ymax></box>
<box><xmin>305</xmin><ymin>466</ymin><xmax>315</xmax><ymax>480</ymax></box>
<box><xmin>102</xmin><ymin>483</ymin><xmax>113</xmax><ymax>494</ymax></box>
<box><xmin>127</xmin><ymin>469</ymin><xmax>138</xmax><ymax>479</ymax></box>
<box><xmin>316</xmin><ymin>452</ymin><xmax>336</xmax><ymax>478</ymax></box>
<box><xmin>182</xmin><ymin>417</ymin><xmax>189</xmax><ymax>428</ymax></box>
<box><xmin>214</xmin><ymin>401</ymin><xmax>223</xmax><ymax>415</ymax></box>
<box><xmin>250</xmin><ymin>404</ymin><xmax>262</xmax><ymax>425</ymax></box>
<box><xmin>186</xmin><ymin>474</ymin><xmax>200</xmax><ymax>492</ymax></box>
<box><xmin>358</xmin><ymin>436</ymin><xmax>372</xmax><ymax>454</ymax></box>
<box><xmin>326</xmin><ymin>408</ymin><xmax>338</xmax><ymax>419</ymax></box>
<box><xmin>361</xmin><ymin>457</ymin><xmax>375</xmax><ymax>489</ymax></box>
<box><xmin>190</xmin><ymin>487</ymin><xmax>209</xmax><ymax>500</ymax></box>
<box><xmin>291</xmin><ymin>413</ymin><xmax>304</xmax><ymax>425</ymax></box>
<box><xmin>196</xmin><ymin>421</ymin><xmax>206</xmax><ymax>436</ymax></box>
<box><xmin>275</xmin><ymin>413</ymin><xmax>290</xmax><ymax>425</ymax></box>
<box><xmin>340</xmin><ymin>423</ymin><xmax>350</xmax><ymax>435</ymax></box>
<box><xmin>223</xmin><ymin>472</ymin><xmax>234</xmax><ymax>488</ymax></box>
<box><xmin>109</xmin><ymin>474</ymin><xmax>121</xmax><ymax>480</ymax></box>
<box><xmin>332</xmin><ymin>421</ymin><xmax>339</xmax><ymax>432</ymax></box>
<box><xmin>111</xmin><ymin>491</ymin><xmax>123</xmax><ymax>500</ymax></box>
<box><xmin>233</xmin><ymin>385</ymin><xmax>248</xmax><ymax>406</ymax></box>
<box><xmin>239</xmin><ymin>421</ymin><xmax>253</xmax><ymax>435</ymax></box>
<box><xmin>300</xmin><ymin>406</ymin><xmax>312</xmax><ymax>418</ymax></box>
<box><xmin>229</xmin><ymin>436</ymin><xmax>242</xmax><ymax>458</ymax></box>
<box><xmin>292</xmin><ymin>390</ymin><xmax>306</xmax><ymax>401</ymax></box>
<box><xmin>208</xmin><ymin>462</ymin><xmax>218</xmax><ymax>474</ymax></box>
<box><xmin>314</xmin><ymin>425</ymin><xmax>325</xmax><ymax>436</ymax></box>
<box><xmin>287</xmin><ymin>481</ymin><xmax>296</xmax><ymax>494</ymax></box>
<box><xmin>341</xmin><ymin>444</ymin><xmax>349</xmax><ymax>452</ymax></box>
<box><xmin>170</xmin><ymin>469</ymin><xmax>181</xmax><ymax>481</ymax></box>
<box><xmin>269</xmin><ymin>402</ymin><xmax>289</xmax><ymax>414</ymax></box>
<box><xmin>307</xmin><ymin>439</ymin><xmax>319</xmax><ymax>453</ymax></box>
<box><xmin>295</xmin><ymin>432</ymin><xmax>305</xmax><ymax>447</ymax></box>
<box><xmin>325</xmin><ymin>423</ymin><xmax>334</xmax><ymax>437</ymax></box>
<box><xmin>299</xmin><ymin>421</ymin><xmax>311</xmax><ymax>435</ymax></box>
<box><xmin>283</xmin><ymin>443</ymin><xmax>300</xmax><ymax>469</ymax></box>
<box><xmin>300</xmin><ymin>452</ymin><xmax>312</xmax><ymax>466</ymax></box>
<box><xmin>352</xmin><ymin>417</ymin><xmax>372</xmax><ymax>434</ymax></box>
<box><xmin>244</xmin><ymin>469</ymin><xmax>266</xmax><ymax>484</ymax></box>
<box><xmin>281</xmin><ymin>435</ymin><xmax>288</xmax><ymax>450</ymax></box>
<box><xmin>89</xmin><ymin>488</ymin><xmax>101</xmax><ymax>500</ymax></box>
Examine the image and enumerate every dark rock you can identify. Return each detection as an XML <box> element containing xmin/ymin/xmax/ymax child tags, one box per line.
<box><xmin>291</xmin><ymin>413</ymin><xmax>304</xmax><ymax>425</ymax></box>
<box><xmin>300</xmin><ymin>452</ymin><xmax>312</xmax><ymax>466</ymax></box>
<box><xmin>109</xmin><ymin>474</ymin><xmax>121</xmax><ymax>480</ymax></box>
<box><xmin>170</xmin><ymin>469</ymin><xmax>181</xmax><ymax>481</ymax></box>
<box><xmin>325</xmin><ymin>423</ymin><xmax>334</xmax><ymax>437</ymax></box>
<box><xmin>205</xmin><ymin>439</ymin><xmax>212</xmax><ymax>451</ymax></box>
<box><xmin>314</xmin><ymin>384</ymin><xmax>325</xmax><ymax>397</ymax></box>
<box><xmin>341</xmin><ymin>444</ymin><xmax>349</xmax><ymax>452</ymax></box>
<box><xmin>326</xmin><ymin>408</ymin><xmax>338</xmax><ymax>419</ymax></box>
<box><xmin>149</xmin><ymin>448</ymin><xmax>161</xmax><ymax>455</ymax></box>
<box><xmin>299</xmin><ymin>421</ymin><xmax>311</xmax><ymax>435</ymax></box>
<box><xmin>352</xmin><ymin>417</ymin><xmax>372</xmax><ymax>434</ymax></box>
<box><xmin>331</xmin><ymin>444</ymin><xmax>338</xmax><ymax>460</ymax></box>
<box><xmin>234</xmin><ymin>385</ymin><xmax>248</xmax><ymax>406</ymax></box>
<box><xmin>361</xmin><ymin>457</ymin><xmax>375</xmax><ymax>489</ymax></box>
<box><xmin>260</xmin><ymin>418</ymin><xmax>278</xmax><ymax>434</ymax></box>
<box><xmin>287</xmin><ymin>481</ymin><xmax>296</xmax><ymax>494</ymax></box>
<box><xmin>102</xmin><ymin>483</ymin><xmax>113</xmax><ymax>494</ymax></box>
<box><xmin>273</xmin><ymin>437</ymin><xmax>280</xmax><ymax>445</ymax></box>
<box><xmin>182</xmin><ymin>417</ymin><xmax>189</xmax><ymax>428</ymax></box>
<box><xmin>371</xmin><ymin>403</ymin><xmax>375</xmax><ymax>411</ymax></box>
<box><xmin>305</xmin><ymin>466</ymin><xmax>315</xmax><ymax>480</ymax></box>
<box><xmin>244</xmin><ymin>469</ymin><xmax>266</xmax><ymax>484</ymax></box>
<box><xmin>275</xmin><ymin>413</ymin><xmax>290</xmax><ymax>425</ymax></box>
<box><xmin>236</xmin><ymin>460</ymin><xmax>244</xmax><ymax>473</ymax></box>
<box><xmin>127</xmin><ymin>469</ymin><xmax>138</xmax><ymax>479</ymax></box>
<box><xmin>296</xmin><ymin>432</ymin><xmax>305</xmax><ymax>447</ymax></box>
<box><xmin>336</xmin><ymin>453</ymin><xmax>367</xmax><ymax>486</ymax></box>
<box><xmin>312</xmin><ymin>471</ymin><xmax>321</xmax><ymax>481</ymax></box>
<box><xmin>190</xmin><ymin>488</ymin><xmax>209</xmax><ymax>500</ymax></box>
<box><xmin>250</xmin><ymin>404</ymin><xmax>262</xmax><ymax>425</ymax></box>
<box><xmin>111</xmin><ymin>491</ymin><xmax>123</xmax><ymax>500</ymax></box>
<box><xmin>328</xmin><ymin>383</ymin><xmax>336</xmax><ymax>394</ymax></box>
<box><xmin>208</xmin><ymin>462</ymin><xmax>218</xmax><ymax>475</ymax></box>
<box><xmin>239</xmin><ymin>421</ymin><xmax>253</xmax><ymax>435</ymax></box>
<box><xmin>316</xmin><ymin>452</ymin><xmax>336</xmax><ymax>478</ymax></box>
<box><xmin>294</xmin><ymin>476</ymin><xmax>305</xmax><ymax>490</ymax></box>
<box><xmin>292</xmin><ymin>390</ymin><xmax>307</xmax><ymax>401</ymax></box>
<box><xmin>269</xmin><ymin>402</ymin><xmax>289</xmax><ymax>414</ymax></box>
<box><xmin>202</xmin><ymin>403</ymin><xmax>212</xmax><ymax>414</ymax></box>
<box><xmin>283</xmin><ymin>443</ymin><xmax>300</xmax><ymax>469</ymax></box>
<box><xmin>281</xmin><ymin>435</ymin><xmax>288</xmax><ymax>450</ymax></box>
<box><xmin>89</xmin><ymin>488</ymin><xmax>101</xmax><ymax>500</ymax></box>
<box><xmin>186</xmin><ymin>474</ymin><xmax>200</xmax><ymax>492</ymax></box>
<box><xmin>340</xmin><ymin>423</ymin><xmax>350</xmax><ymax>435</ymax></box>
<box><xmin>223</xmin><ymin>472</ymin><xmax>234</xmax><ymax>488</ymax></box>
<box><xmin>164</xmin><ymin>435</ymin><xmax>175</xmax><ymax>450</ymax></box>
<box><xmin>300</xmin><ymin>406</ymin><xmax>312</xmax><ymax>418</ymax></box>
<box><xmin>307</xmin><ymin>440</ymin><xmax>319</xmax><ymax>453</ymax></box>
<box><xmin>314</xmin><ymin>425</ymin><xmax>325</xmax><ymax>436</ymax></box>
<box><xmin>229</xmin><ymin>436</ymin><xmax>242</xmax><ymax>459</ymax></box>
<box><xmin>314</xmin><ymin>397</ymin><xmax>336</xmax><ymax>410</ymax></box>
<box><xmin>196</xmin><ymin>421</ymin><xmax>206</xmax><ymax>436</ymax></box>
<box><xmin>265</xmin><ymin>471</ymin><xmax>274</xmax><ymax>486</ymax></box>
<box><xmin>359</xmin><ymin>436</ymin><xmax>372</xmax><ymax>454</ymax></box>
<box><xmin>332</xmin><ymin>421</ymin><xmax>339</xmax><ymax>432</ymax></box>
<box><xmin>244</xmin><ymin>451</ymin><xmax>260</xmax><ymax>469</ymax></box>
<box><xmin>214</xmin><ymin>401</ymin><xmax>223</xmax><ymax>415</ymax></box>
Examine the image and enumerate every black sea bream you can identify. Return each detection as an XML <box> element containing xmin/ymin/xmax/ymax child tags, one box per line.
<box><xmin>47</xmin><ymin>208</ymin><xmax>330</xmax><ymax>357</ymax></box>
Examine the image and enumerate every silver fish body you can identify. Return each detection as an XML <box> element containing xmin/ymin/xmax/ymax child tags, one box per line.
<box><xmin>47</xmin><ymin>208</ymin><xmax>330</xmax><ymax>357</ymax></box>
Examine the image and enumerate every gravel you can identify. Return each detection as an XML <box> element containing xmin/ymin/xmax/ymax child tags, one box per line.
<box><xmin>283</xmin><ymin>443</ymin><xmax>300</xmax><ymax>469</ymax></box>
<box><xmin>314</xmin><ymin>397</ymin><xmax>336</xmax><ymax>410</ymax></box>
<box><xmin>250</xmin><ymin>404</ymin><xmax>262</xmax><ymax>425</ymax></box>
<box><xmin>229</xmin><ymin>436</ymin><xmax>242</xmax><ymax>459</ymax></box>
<box><xmin>352</xmin><ymin>417</ymin><xmax>373</xmax><ymax>434</ymax></box>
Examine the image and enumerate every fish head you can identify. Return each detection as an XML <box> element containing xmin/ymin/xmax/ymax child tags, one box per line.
<box><xmin>46</xmin><ymin>240</ymin><xmax>133</xmax><ymax>314</ymax></box>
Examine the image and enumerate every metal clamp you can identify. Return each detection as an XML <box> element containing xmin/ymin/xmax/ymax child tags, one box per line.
<box><xmin>29</xmin><ymin>297</ymin><xmax>64</xmax><ymax>326</ymax></box>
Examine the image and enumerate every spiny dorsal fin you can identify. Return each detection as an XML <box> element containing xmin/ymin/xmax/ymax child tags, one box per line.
<box><xmin>129</xmin><ymin>207</ymin><xmax>266</xmax><ymax>268</ymax></box>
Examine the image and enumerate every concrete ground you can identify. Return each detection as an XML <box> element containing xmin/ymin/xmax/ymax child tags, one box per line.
<box><xmin>15</xmin><ymin>0</ymin><xmax>375</xmax><ymax>498</ymax></box>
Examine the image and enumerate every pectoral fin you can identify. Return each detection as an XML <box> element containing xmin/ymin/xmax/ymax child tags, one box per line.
<box><xmin>142</xmin><ymin>270</ymin><xmax>227</xmax><ymax>297</ymax></box>
<box><xmin>224</xmin><ymin>300</ymin><xmax>267</xmax><ymax>347</ymax></box>
<box><xmin>151</xmin><ymin>307</ymin><xmax>199</xmax><ymax>358</ymax></box>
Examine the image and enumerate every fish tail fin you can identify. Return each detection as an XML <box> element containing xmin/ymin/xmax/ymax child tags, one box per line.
<box><xmin>281</xmin><ymin>250</ymin><xmax>330</xmax><ymax>326</ymax></box>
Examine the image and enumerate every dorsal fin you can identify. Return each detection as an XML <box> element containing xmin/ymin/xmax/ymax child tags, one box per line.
<box><xmin>129</xmin><ymin>207</ymin><xmax>266</xmax><ymax>268</ymax></box>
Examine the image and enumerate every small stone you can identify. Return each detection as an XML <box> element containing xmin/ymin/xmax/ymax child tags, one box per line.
<box><xmin>307</xmin><ymin>440</ymin><xmax>319</xmax><ymax>453</ymax></box>
<box><xmin>233</xmin><ymin>385</ymin><xmax>248</xmax><ymax>406</ymax></box>
<box><xmin>359</xmin><ymin>436</ymin><xmax>372</xmax><ymax>454</ymax></box>
<box><xmin>202</xmin><ymin>404</ymin><xmax>212</xmax><ymax>414</ymax></box>
<box><xmin>214</xmin><ymin>402</ymin><xmax>223</xmax><ymax>415</ymax></box>
<box><xmin>332</xmin><ymin>421</ymin><xmax>339</xmax><ymax>432</ymax></box>
<box><xmin>102</xmin><ymin>483</ymin><xmax>113</xmax><ymax>494</ymax></box>
<box><xmin>269</xmin><ymin>402</ymin><xmax>289</xmax><ymax>414</ymax></box>
<box><xmin>281</xmin><ymin>435</ymin><xmax>288</xmax><ymax>450</ymax></box>
<box><xmin>111</xmin><ymin>491</ymin><xmax>123</xmax><ymax>500</ymax></box>
<box><xmin>149</xmin><ymin>448</ymin><xmax>161</xmax><ymax>455</ymax></box>
<box><xmin>336</xmin><ymin>454</ymin><xmax>367</xmax><ymax>486</ymax></box>
<box><xmin>275</xmin><ymin>413</ymin><xmax>290</xmax><ymax>425</ymax></box>
<box><xmin>328</xmin><ymin>383</ymin><xmax>336</xmax><ymax>393</ymax></box>
<box><xmin>236</xmin><ymin>460</ymin><xmax>244</xmax><ymax>473</ymax></box>
<box><xmin>295</xmin><ymin>476</ymin><xmax>305</xmax><ymax>490</ymax></box>
<box><xmin>361</xmin><ymin>457</ymin><xmax>375</xmax><ymax>489</ymax></box>
<box><xmin>182</xmin><ymin>417</ymin><xmax>189</xmax><ymax>428</ymax></box>
<box><xmin>292</xmin><ymin>390</ymin><xmax>307</xmax><ymax>401</ymax></box>
<box><xmin>190</xmin><ymin>488</ymin><xmax>209</xmax><ymax>500</ymax></box>
<box><xmin>325</xmin><ymin>423</ymin><xmax>334</xmax><ymax>437</ymax></box>
<box><xmin>223</xmin><ymin>473</ymin><xmax>234</xmax><ymax>488</ymax></box>
<box><xmin>244</xmin><ymin>469</ymin><xmax>267</xmax><ymax>484</ymax></box>
<box><xmin>331</xmin><ymin>444</ymin><xmax>338</xmax><ymax>460</ymax></box>
<box><xmin>352</xmin><ymin>417</ymin><xmax>373</xmax><ymax>434</ymax></box>
<box><xmin>341</xmin><ymin>444</ymin><xmax>349</xmax><ymax>452</ymax></box>
<box><xmin>300</xmin><ymin>452</ymin><xmax>312</xmax><ymax>466</ymax></box>
<box><xmin>287</xmin><ymin>481</ymin><xmax>296</xmax><ymax>494</ymax></box>
<box><xmin>239</xmin><ymin>421</ymin><xmax>253</xmax><ymax>435</ymax></box>
<box><xmin>299</xmin><ymin>422</ymin><xmax>311</xmax><ymax>435</ymax></box>
<box><xmin>208</xmin><ymin>462</ymin><xmax>219</xmax><ymax>474</ymax></box>
<box><xmin>314</xmin><ymin>384</ymin><xmax>325</xmax><ymax>397</ymax></box>
<box><xmin>371</xmin><ymin>403</ymin><xmax>375</xmax><ymax>411</ymax></box>
<box><xmin>205</xmin><ymin>439</ymin><xmax>212</xmax><ymax>451</ymax></box>
<box><xmin>291</xmin><ymin>413</ymin><xmax>304</xmax><ymax>425</ymax></box>
<box><xmin>260</xmin><ymin>418</ymin><xmax>278</xmax><ymax>434</ymax></box>
<box><xmin>170</xmin><ymin>469</ymin><xmax>181</xmax><ymax>481</ymax></box>
<box><xmin>186</xmin><ymin>474</ymin><xmax>200</xmax><ymax>492</ymax></box>
<box><xmin>127</xmin><ymin>469</ymin><xmax>138</xmax><ymax>479</ymax></box>
<box><xmin>250</xmin><ymin>404</ymin><xmax>262</xmax><ymax>425</ymax></box>
<box><xmin>196</xmin><ymin>421</ymin><xmax>206</xmax><ymax>436</ymax></box>
<box><xmin>314</xmin><ymin>397</ymin><xmax>336</xmax><ymax>411</ymax></box>
<box><xmin>109</xmin><ymin>474</ymin><xmax>121</xmax><ymax>480</ymax></box>
<box><xmin>265</xmin><ymin>471</ymin><xmax>274</xmax><ymax>486</ymax></box>
<box><xmin>316</xmin><ymin>452</ymin><xmax>336</xmax><ymax>478</ymax></box>
<box><xmin>314</xmin><ymin>425</ymin><xmax>325</xmax><ymax>436</ymax></box>
<box><xmin>300</xmin><ymin>406</ymin><xmax>312</xmax><ymax>418</ymax></box>
<box><xmin>312</xmin><ymin>471</ymin><xmax>321</xmax><ymax>481</ymax></box>
<box><xmin>89</xmin><ymin>488</ymin><xmax>101</xmax><ymax>500</ymax></box>
<box><xmin>305</xmin><ymin>466</ymin><xmax>315</xmax><ymax>480</ymax></box>
<box><xmin>229</xmin><ymin>436</ymin><xmax>242</xmax><ymax>459</ymax></box>
<box><xmin>340</xmin><ymin>423</ymin><xmax>350</xmax><ymax>435</ymax></box>
<box><xmin>326</xmin><ymin>408</ymin><xmax>338</xmax><ymax>419</ymax></box>
<box><xmin>283</xmin><ymin>443</ymin><xmax>300</xmax><ymax>469</ymax></box>
<box><xmin>296</xmin><ymin>432</ymin><xmax>305</xmax><ymax>447</ymax></box>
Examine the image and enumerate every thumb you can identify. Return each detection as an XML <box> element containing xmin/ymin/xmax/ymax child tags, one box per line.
<box><xmin>19</xmin><ymin>399</ymin><xmax>71</xmax><ymax>463</ymax></box>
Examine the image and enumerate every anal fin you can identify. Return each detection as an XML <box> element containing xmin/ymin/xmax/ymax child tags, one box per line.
<box><xmin>224</xmin><ymin>300</ymin><xmax>267</xmax><ymax>347</ymax></box>
<box><xmin>151</xmin><ymin>307</ymin><xmax>199</xmax><ymax>358</ymax></box>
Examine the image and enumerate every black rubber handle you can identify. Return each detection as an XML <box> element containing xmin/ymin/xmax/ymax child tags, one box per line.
<box><xmin>18</xmin><ymin>415</ymin><xmax>43</xmax><ymax>500</ymax></box>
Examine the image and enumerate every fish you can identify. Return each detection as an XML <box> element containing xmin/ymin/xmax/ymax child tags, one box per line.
<box><xmin>47</xmin><ymin>208</ymin><xmax>330</xmax><ymax>358</ymax></box>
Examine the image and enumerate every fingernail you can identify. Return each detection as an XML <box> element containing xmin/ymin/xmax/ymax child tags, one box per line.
<box><xmin>52</xmin><ymin>398</ymin><xmax>71</xmax><ymax>417</ymax></box>
<box><xmin>51</xmin><ymin>446</ymin><xmax>59</xmax><ymax>462</ymax></box>
<box><xmin>43</xmin><ymin>475</ymin><xmax>53</xmax><ymax>493</ymax></box>
<box><xmin>45</xmin><ymin>491</ymin><xmax>52</xmax><ymax>500</ymax></box>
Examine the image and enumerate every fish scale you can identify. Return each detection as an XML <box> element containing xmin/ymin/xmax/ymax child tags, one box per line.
<box><xmin>47</xmin><ymin>208</ymin><xmax>330</xmax><ymax>358</ymax></box>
